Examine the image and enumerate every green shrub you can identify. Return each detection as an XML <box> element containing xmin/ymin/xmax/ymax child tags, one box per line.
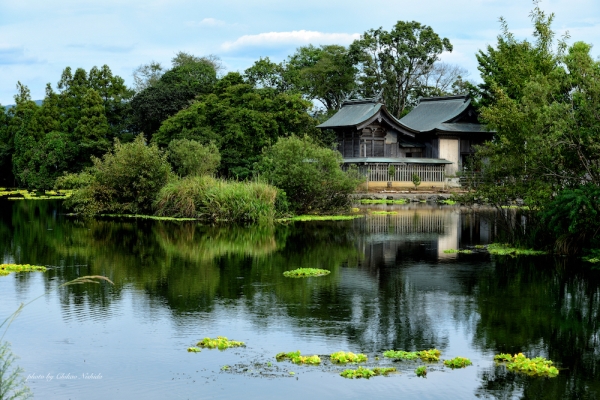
<box><xmin>66</xmin><ymin>134</ymin><xmax>172</xmax><ymax>215</ymax></box>
<box><xmin>256</xmin><ymin>135</ymin><xmax>363</xmax><ymax>214</ymax></box>
<box><xmin>54</xmin><ymin>170</ymin><xmax>94</xmax><ymax>190</ymax></box>
<box><xmin>167</xmin><ymin>139</ymin><xmax>220</xmax><ymax>177</ymax></box>
<box><xmin>154</xmin><ymin>175</ymin><xmax>278</xmax><ymax>223</ymax></box>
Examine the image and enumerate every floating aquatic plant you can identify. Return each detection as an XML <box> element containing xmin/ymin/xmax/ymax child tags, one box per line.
<box><xmin>439</xmin><ymin>199</ymin><xmax>457</xmax><ymax>205</ymax></box>
<box><xmin>418</xmin><ymin>349</ymin><xmax>441</xmax><ymax>362</ymax></box>
<box><xmin>443</xmin><ymin>249</ymin><xmax>473</xmax><ymax>254</ymax></box>
<box><xmin>187</xmin><ymin>347</ymin><xmax>201</xmax><ymax>353</ymax></box>
<box><xmin>443</xmin><ymin>357</ymin><xmax>472</xmax><ymax>368</ymax></box>
<box><xmin>415</xmin><ymin>365</ymin><xmax>427</xmax><ymax>377</ymax></box>
<box><xmin>283</xmin><ymin>268</ymin><xmax>330</xmax><ymax>278</ymax></box>
<box><xmin>277</xmin><ymin>215</ymin><xmax>362</xmax><ymax>222</ymax></box>
<box><xmin>370</xmin><ymin>211</ymin><xmax>398</xmax><ymax>215</ymax></box>
<box><xmin>382</xmin><ymin>350</ymin><xmax>419</xmax><ymax>360</ymax></box>
<box><xmin>358</xmin><ymin>199</ymin><xmax>407</xmax><ymax>204</ymax></box>
<box><xmin>487</xmin><ymin>243</ymin><xmax>546</xmax><ymax>256</ymax></box>
<box><xmin>197</xmin><ymin>336</ymin><xmax>245</xmax><ymax>350</ymax></box>
<box><xmin>330</xmin><ymin>351</ymin><xmax>368</xmax><ymax>364</ymax></box>
<box><xmin>340</xmin><ymin>366</ymin><xmax>396</xmax><ymax>379</ymax></box>
<box><xmin>0</xmin><ymin>264</ymin><xmax>47</xmax><ymax>276</ymax></box>
<box><xmin>276</xmin><ymin>351</ymin><xmax>321</xmax><ymax>365</ymax></box>
<box><xmin>494</xmin><ymin>353</ymin><xmax>559</xmax><ymax>377</ymax></box>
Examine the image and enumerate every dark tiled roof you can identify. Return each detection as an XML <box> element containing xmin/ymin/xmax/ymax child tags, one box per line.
<box><xmin>343</xmin><ymin>157</ymin><xmax>452</xmax><ymax>165</ymax></box>
<box><xmin>316</xmin><ymin>100</ymin><xmax>383</xmax><ymax>128</ymax></box>
<box><xmin>399</xmin><ymin>95</ymin><xmax>471</xmax><ymax>132</ymax></box>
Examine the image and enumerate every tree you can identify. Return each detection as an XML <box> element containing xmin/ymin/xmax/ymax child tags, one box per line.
<box><xmin>244</xmin><ymin>57</ymin><xmax>290</xmax><ymax>93</ymax></box>
<box><xmin>349</xmin><ymin>21</ymin><xmax>453</xmax><ymax>117</ymax></box>
<box><xmin>131</xmin><ymin>57</ymin><xmax>218</xmax><ymax>140</ymax></box>
<box><xmin>132</xmin><ymin>61</ymin><xmax>165</xmax><ymax>93</ymax></box>
<box><xmin>0</xmin><ymin>105</ymin><xmax>14</xmax><ymax>186</ymax></box>
<box><xmin>153</xmin><ymin>72</ymin><xmax>320</xmax><ymax>179</ymax></box>
<box><xmin>470</xmin><ymin>2</ymin><xmax>600</xmax><ymax>251</ymax></box>
<box><xmin>256</xmin><ymin>135</ymin><xmax>363</xmax><ymax>213</ymax></box>
<box><xmin>286</xmin><ymin>45</ymin><xmax>357</xmax><ymax>111</ymax></box>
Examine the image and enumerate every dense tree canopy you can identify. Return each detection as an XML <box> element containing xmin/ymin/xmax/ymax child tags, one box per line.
<box><xmin>349</xmin><ymin>21</ymin><xmax>453</xmax><ymax>117</ymax></box>
<box><xmin>153</xmin><ymin>72</ymin><xmax>320</xmax><ymax>179</ymax></box>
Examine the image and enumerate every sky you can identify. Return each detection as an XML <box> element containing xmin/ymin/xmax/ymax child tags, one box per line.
<box><xmin>1</xmin><ymin>0</ymin><xmax>599</xmax><ymax>105</ymax></box>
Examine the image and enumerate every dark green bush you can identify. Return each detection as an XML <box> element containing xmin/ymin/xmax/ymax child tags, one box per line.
<box><xmin>167</xmin><ymin>139</ymin><xmax>220</xmax><ymax>177</ymax></box>
<box><xmin>66</xmin><ymin>134</ymin><xmax>172</xmax><ymax>215</ymax></box>
<box><xmin>256</xmin><ymin>135</ymin><xmax>363</xmax><ymax>214</ymax></box>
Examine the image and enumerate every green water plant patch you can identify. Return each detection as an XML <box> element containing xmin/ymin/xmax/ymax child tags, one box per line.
<box><xmin>358</xmin><ymin>199</ymin><xmax>407</xmax><ymax>205</ymax></box>
<box><xmin>487</xmin><ymin>243</ymin><xmax>546</xmax><ymax>256</ymax></box>
<box><xmin>197</xmin><ymin>336</ymin><xmax>245</xmax><ymax>350</ymax></box>
<box><xmin>418</xmin><ymin>349</ymin><xmax>441</xmax><ymax>361</ymax></box>
<box><xmin>382</xmin><ymin>350</ymin><xmax>419</xmax><ymax>360</ymax></box>
<box><xmin>415</xmin><ymin>365</ymin><xmax>427</xmax><ymax>377</ymax></box>
<box><xmin>370</xmin><ymin>211</ymin><xmax>398</xmax><ymax>215</ymax></box>
<box><xmin>340</xmin><ymin>366</ymin><xmax>396</xmax><ymax>379</ymax></box>
<box><xmin>283</xmin><ymin>268</ymin><xmax>330</xmax><ymax>278</ymax></box>
<box><xmin>187</xmin><ymin>347</ymin><xmax>201</xmax><ymax>353</ymax></box>
<box><xmin>443</xmin><ymin>357</ymin><xmax>472</xmax><ymax>368</ymax></box>
<box><xmin>443</xmin><ymin>249</ymin><xmax>473</xmax><ymax>254</ymax></box>
<box><xmin>439</xmin><ymin>199</ymin><xmax>457</xmax><ymax>205</ymax></box>
<box><xmin>494</xmin><ymin>353</ymin><xmax>559</xmax><ymax>377</ymax></box>
<box><xmin>278</xmin><ymin>215</ymin><xmax>362</xmax><ymax>222</ymax></box>
<box><xmin>330</xmin><ymin>351</ymin><xmax>368</xmax><ymax>364</ymax></box>
<box><xmin>275</xmin><ymin>351</ymin><xmax>321</xmax><ymax>365</ymax></box>
<box><xmin>0</xmin><ymin>264</ymin><xmax>47</xmax><ymax>276</ymax></box>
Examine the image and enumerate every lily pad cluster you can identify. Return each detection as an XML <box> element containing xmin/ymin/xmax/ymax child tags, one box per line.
<box><xmin>340</xmin><ymin>366</ymin><xmax>396</xmax><ymax>379</ymax></box>
<box><xmin>0</xmin><ymin>264</ymin><xmax>47</xmax><ymax>276</ymax></box>
<box><xmin>283</xmin><ymin>268</ymin><xmax>330</xmax><ymax>278</ymax></box>
<box><xmin>494</xmin><ymin>353</ymin><xmax>559</xmax><ymax>377</ymax></box>
<box><xmin>330</xmin><ymin>351</ymin><xmax>368</xmax><ymax>364</ymax></box>
<box><xmin>276</xmin><ymin>351</ymin><xmax>321</xmax><ymax>365</ymax></box>
<box><xmin>196</xmin><ymin>336</ymin><xmax>245</xmax><ymax>350</ymax></box>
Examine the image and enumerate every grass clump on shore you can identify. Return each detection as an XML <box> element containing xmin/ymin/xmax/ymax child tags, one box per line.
<box><xmin>197</xmin><ymin>336</ymin><xmax>245</xmax><ymax>350</ymax></box>
<box><xmin>487</xmin><ymin>243</ymin><xmax>547</xmax><ymax>256</ymax></box>
<box><xmin>283</xmin><ymin>268</ymin><xmax>330</xmax><ymax>278</ymax></box>
<box><xmin>415</xmin><ymin>366</ymin><xmax>427</xmax><ymax>377</ymax></box>
<box><xmin>276</xmin><ymin>351</ymin><xmax>321</xmax><ymax>365</ymax></box>
<box><xmin>443</xmin><ymin>357</ymin><xmax>472</xmax><ymax>368</ymax></box>
<box><xmin>155</xmin><ymin>176</ymin><xmax>278</xmax><ymax>223</ymax></box>
<box><xmin>494</xmin><ymin>353</ymin><xmax>558</xmax><ymax>377</ymax></box>
<box><xmin>359</xmin><ymin>199</ymin><xmax>407</xmax><ymax>205</ymax></box>
<box><xmin>443</xmin><ymin>249</ymin><xmax>473</xmax><ymax>254</ymax></box>
<box><xmin>0</xmin><ymin>264</ymin><xmax>47</xmax><ymax>276</ymax></box>
<box><xmin>383</xmin><ymin>348</ymin><xmax>441</xmax><ymax>362</ymax></box>
<box><xmin>330</xmin><ymin>351</ymin><xmax>367</xmax><ymax>364</ymax></box>
<box><xmin>340</xmin><ymin>366</ymin><xmax>396</xmax><ymax>379</ymax></box>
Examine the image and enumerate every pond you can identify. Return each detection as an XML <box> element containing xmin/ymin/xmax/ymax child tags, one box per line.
<box><xmin>0</xmin><ymin>200</ymin><xmax>599</xmax><ymax>399</ymax></box>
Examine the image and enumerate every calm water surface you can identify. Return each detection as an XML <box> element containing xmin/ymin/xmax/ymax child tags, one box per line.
<box><xmin>0</xmin><ymin>200</ymin><xmax>599</xmax><ymax>399</ymax></box>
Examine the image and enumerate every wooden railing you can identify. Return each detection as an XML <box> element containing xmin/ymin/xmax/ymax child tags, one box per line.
<box><xmin>349</xmin><ymin>163</ymin><xmax>446</xmax><ymax>182</ymax></box>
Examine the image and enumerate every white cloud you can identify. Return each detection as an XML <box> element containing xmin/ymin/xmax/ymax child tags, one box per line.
<box><xmin>186</xmin><ymin>18</ymin><xmax>228</xmax><ymax>27</ymax></box>
<box><xmin>222</xmin><ymin>30</ymin><xmax>360</xmax><ymax>51</ymax></box>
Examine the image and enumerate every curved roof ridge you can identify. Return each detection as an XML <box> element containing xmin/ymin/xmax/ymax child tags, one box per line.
<box><xmin>398</xmin><ymin>95</ymin><xmax>472</xmax><ymax>132</ymax></box>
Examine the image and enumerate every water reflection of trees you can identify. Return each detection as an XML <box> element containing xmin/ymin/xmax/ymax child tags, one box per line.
<box><xmin>473</xmin><ymin>257</ymin><xmax>600</xmax><ymax>399</ymax></box>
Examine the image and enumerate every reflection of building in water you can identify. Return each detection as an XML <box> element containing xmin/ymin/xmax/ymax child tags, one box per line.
<box><xmin>352</xmin><ymin>208</ymin><xmax>495</xmax><ymax>267</ymax></box>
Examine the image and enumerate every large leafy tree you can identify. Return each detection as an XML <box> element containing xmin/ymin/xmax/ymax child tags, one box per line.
<box><xmin>471</xmin><ymin>3</ymin><xmax>600</xmax><ymax>251</ymax></box>
<box><xmin>153</xmin><ymin>72</ymin><xmax>319</xmax><ymax>179</ymax></box>
<box><xmin>0</xmin><ymin>104</ymin><xmax>14</xmax><ymax>186</ymax></box>
<box><xmin>131</xmin><ymin>56</ymin><xmax>218</xmax><ymax>140</ymax></box>
<box><xmin>349</xmin><ymin>21</ymin><xmax>453</xmax><ymax>117</ymax></box>
<box><xmin>286</xmin><ymin>45</ymin><xmax>357</xmax><ymax>112</ymax></box>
